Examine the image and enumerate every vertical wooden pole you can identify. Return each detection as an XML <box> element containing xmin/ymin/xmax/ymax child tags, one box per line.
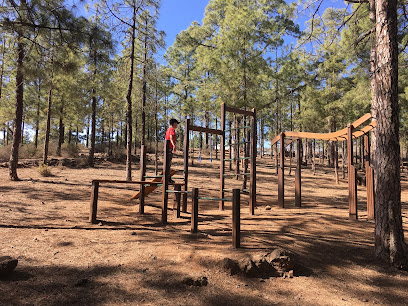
<box><xmin>295</xmin><ymin>139</ymin><xmax>302</xmax><ymax>207</ymax></box>
<box><xmin>229</xmin><ymin>121</ymin><xmax>232</xmax><ymax>170</ymax></box>
<box><xmin>139</xmin><ymin>145</ymin><xmax>146</xmax><ymax>214</ymax></box>
<box><xmin>174</xmin><ymin>184</ymin><xmax>181</xmax><ymax>218</ymax></box>
<box><xmin>162</xmin><ymin>140</ymin><xmax>170</xmax><ymax>225</ymax></box>
<box><xmin>191</xmin><ymin>188</ymin><xmax>198</xmax><ymax>233</ymax></box>
<box><xmin>183</xmin><ymin>119</ymin><xmax>190</xmax><ymax>213</ymax></box>
<box><xmin>348</xmin><ymin>124</ymin><xmax>357</xmax><ymax>219</ymax></box>
<box><xmin>220</xmin><ymin>103</ymin><xmax>226</xmax><ymax>210</ymax></box>
<box><xmin>365</xmin><ymin>133</ymin><xmax>375</xmax><ymax>219</ymax></box>
<box><xmin>249</xmin><ymin>109</ymin><xmax>256</xmax><ymax>215</ymax></box>
<box><xmin>278</xmin><ymin>133</ymin><xmax>285</xmax><ymax>208</ymax></box>
<box><xmin>89</xmin><ymin>181</ymin><xmax>99</xmax><ymax>224</ymax></box>
<box><xmin>232</xmin><ymin>188</ymin><xmax>240</xmax><ymax>248</ymax></box>
<box><xmin>235</xmin><ymin>117</ymin><xmax>240</xmax><ymax>180</ymax></box>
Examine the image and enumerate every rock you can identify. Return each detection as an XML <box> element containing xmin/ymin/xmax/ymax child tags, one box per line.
<box><xmin>0</xmin><ymin>256</ymin><xmax>18</xmax><ymax>277</ymax></box>
<box><xmin>221</xmin><ymin>258</ymin><xmax>240</xmax><ymax>276</ymax></box>
<box><xmin>265</xmin><ymin>249</ymin><xmax>294</xmax><ymax>276</ymax></box>
<box><xmin>182</xmin><ymin>276</ymin><xmax>208</xmax><ymax>287</ymax></box>
<box><xmin>131</xmin><ymin>232</ymin><xmax>136</xmax><ymax>236</ymax></box>
<box><xmin>98</xmin><ymin>222</ymin><xmax>103</xmax><ymax>226</ymax></box>
<box><xmin>221</xmin><ymin>248</ymin><xmax>298</xmax><ymax>278</ymax></box>
<box><xmin>265</xmin><ymin>206</ymin><xmax>271</xmax><ymax>210</ymax></box>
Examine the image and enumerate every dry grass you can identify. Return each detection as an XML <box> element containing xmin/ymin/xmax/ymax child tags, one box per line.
<box><xmin>0</xmin><ymin>153</ymin><xmax>407</xmax><ymax>305</ymax></box>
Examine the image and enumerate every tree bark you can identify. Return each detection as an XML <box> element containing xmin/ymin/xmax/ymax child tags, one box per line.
<box><xmin>373</xmin><ymin>0</ymin><xmax>407</xmax><ymax>267</ymax></box>
<box><xmin>57</xmin><ymin>101</ymin><xmax>64</xmax><ymax>156</ymax></box>
<box><xmin>43</xmin><ymin>58</ymin><xmax>54</xmax><ymax>164</ymax></box>
<box><xmin>141</xmin><ymin>17</ymin><xmax>148</xmax><ymax>148</ymax></box>
<box><xmin>125</xmin><ymin>3</ymin><xmax>137</xmax><ymax>181</ymax></box>
<box><xmin>9</xmin><ymin>32</ymin><xmax>24</xmax><ymax>181</ymax></box>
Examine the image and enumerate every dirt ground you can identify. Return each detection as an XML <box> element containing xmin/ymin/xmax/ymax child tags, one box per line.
<box><xmin>1</xmin><ymin>152</ymin><xmax>408</xmax><ymax>306</ymax></box>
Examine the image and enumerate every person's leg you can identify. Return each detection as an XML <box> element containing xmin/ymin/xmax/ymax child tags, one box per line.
<box><xmin>168</xmin><ymin>150</ymin><xmax>174</xmax><ymax>183</ymax></box>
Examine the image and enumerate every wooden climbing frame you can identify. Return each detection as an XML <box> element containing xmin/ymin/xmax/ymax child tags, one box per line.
<box><xmin>271</xmin><ymin>113</ymin><xmax>376</xmax><ymax>220</ymax></box>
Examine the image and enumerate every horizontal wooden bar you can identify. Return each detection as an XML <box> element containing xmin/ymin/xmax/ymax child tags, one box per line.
<box><xmin>91</xmin><ymin>180</ymin><xmax>162</xmax><ymax>185</ymax></box>
<box><xmin>189</xmin><ymin>125</ymin><xmax>223</xmax><ymax>135</ymax></box>
<box><xmin>196</xmin><ymin>197</ymin><xmax>233</xmax><ymax>202</ymax></box>
<box><xmin>225</xmin><ymin>105</ymin><xmax>254</xmax><ymax>117</ymax></box>
<box><xmin>91</xmin><ymin>179</ymin><xmax>185</xmax><ymax>186</ymax></box>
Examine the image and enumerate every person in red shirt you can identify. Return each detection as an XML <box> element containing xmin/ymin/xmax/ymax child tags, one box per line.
<box><xmin>165</xmin><ymin>118</ymin><xmax>179</xmax><ymax>182</ymax></box>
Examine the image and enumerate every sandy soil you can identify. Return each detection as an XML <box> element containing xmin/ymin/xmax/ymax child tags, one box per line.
<box><xmin>1</xmin><ymin>153</ymin><xmax>408</xmax><ymax>306</ymax></box>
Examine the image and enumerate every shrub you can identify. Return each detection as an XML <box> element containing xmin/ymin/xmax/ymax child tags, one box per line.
<box><xmin>61</xmin><ymin>143</ymin><xmax>79</xmax><ymax>157</ymax></box>
<box><xmin>0</xmin><ymin>145</ymin><xmax>10</xmax><ymax>162</ymax></box>
<box><xmin>38</xmin><ymin>163</ymin><xmax>52</xmax><ymax>177</ymax></box>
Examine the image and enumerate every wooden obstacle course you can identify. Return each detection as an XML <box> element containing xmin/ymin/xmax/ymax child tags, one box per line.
<box><xmin>271</xmin><ymin>113</ymin><xmax>376</xmax><ymax>220</ymax></box>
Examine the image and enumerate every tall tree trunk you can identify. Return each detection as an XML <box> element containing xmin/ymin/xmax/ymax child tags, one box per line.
<box><xmin>57</xmin><ymin>101</ymin><xmax>64</xmax><ymax>156</ymax></box>
<box><xmin>88</xmin><ymin>95</ymin><xmax>96</xmax><ymax>167</ymax></box>
<box><xmin>155</xmin><ymin>80</ymin><xmax>159</xmax><ymax>175</ymax></box>
<box><xmin>43</xmin><ymin>63</ymin><xmax>54</xmax><ymax>164</ymax></box>
<box><xmin>141</xmin><ymin>18</ymin><xmax>148</xmax><ymax>148</ymax></box>
<box><xmin>9</xmin><ymin>31</ymin><xmax>24</xmax><ymax>181</ymax></box>
<box><xmin>86</xmin><ymin>116</ymin><xmax>90</xmax><ymax>148</ymax></box>
<box><xmin>373</xmin><ymin>0</ymin><xmax>407</xmax><ymax>267</ymax></box>
<box><xmin>134</xmin><ymin>108</ymin><xmax>138</xmax><ymax>155</ymax></box>
<box><xmin>125</xmin><ymin>4</ymin><xmax>137</xmax><ymax>181</ymax></box>
<box><xmin>34</xmin><ymin>79</ymin><xmax>41</xmax><ymax>148</ymax></box>
<box><xmin>21</xmin><ymin>116</ymin><xmax>25</xmax><ymax>145</ymax></box>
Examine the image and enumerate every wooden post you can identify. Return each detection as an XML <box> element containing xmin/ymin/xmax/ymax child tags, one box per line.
<box><xmin>174</xmin><ymin>184</ymin><xmax>181</xmax><ymax>218</ymax></box>
<box><xmin>249</xmin><ymin>109</ymin><xmax>256</xmax><ymax>215</ymax></box>
<box><xmin>162</xmin><ymin>140</ymin><xmax>170</xmax><ymax>225</ymax></box>
<box><xmin>220</xmin><ymin>103</ymin><xmax>226</xmax><ymax>210</ymax></box>
<box><xmin>348</xmin><ymin>124</ymin><xmax>358</xmax><ymax>219</ymax></box>
<box><xmin>278</xmin><ymin>133</ymin><xmax>285</xmax><ymax>208</ymax></box>
<box><xmin>295</xmin><ymin>139</ymin><xmax>302</xmax><ymax>207</ymax></box>
<box><xmin>89</xmin><ymin>181</ymin><xmax>99</xmax><ymax>224</ymax></box>
<box><xmin>183</xmin><ymin>119</ymin><xmax>190</xmax><ymax>213</ymax></box>
<box><xmin>191</xmin><ymin>188</ymin><xmax>198</xmax><ymax>233</ymax></box>
<box><xmin>139</xmin><ymin>145</ymin><xmax>146</xmax><ymax>214</ymax></box>
<box><xmin>232</xmin><ymin>188</ymin><xmax>240</xmax><ymax>248</ymax></box>
<box><xmin>365</xmin><ymin>133</ymin><xmax>375</xmax><ymax>219</ymax></box>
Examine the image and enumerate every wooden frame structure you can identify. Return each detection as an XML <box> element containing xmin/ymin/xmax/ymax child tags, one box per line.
<box><xmin>271</xmin><ymin>114</ymin><xmax>376</xmax><ymax>219</ymax></box>
<box><xmin>183</xmin><ymin>103</ymin><xmax>257</xmax><ymax>215</ymax></box>
<box><xmin>190</xmin><ymin>187</ymin><xmax>241</xmax><ymax>248</ymax></box>
<box><xmin>220</xmin><ymin>103</ymin><xmax>257</xmax><ymax>215</ymax></box>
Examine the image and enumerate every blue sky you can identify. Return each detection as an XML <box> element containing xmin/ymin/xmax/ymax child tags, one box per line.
<box><xmin>157</xmin><ymin>0</ymin><xmax>209</xmax><ymax>53</ymax></box>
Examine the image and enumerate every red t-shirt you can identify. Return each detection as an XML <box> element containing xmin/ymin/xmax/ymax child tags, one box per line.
<box><xmin>165</xmin><ymin>126</ymin><xmax>176</xmax><ymax>149</ymax></box>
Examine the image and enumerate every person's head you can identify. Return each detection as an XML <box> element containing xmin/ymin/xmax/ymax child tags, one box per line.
<box><xmin>169</xmin><ymin>118</ymin><xmax>180</xmax><ymax>129</ymax></box>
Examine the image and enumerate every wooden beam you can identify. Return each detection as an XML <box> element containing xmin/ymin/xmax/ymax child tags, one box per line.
<box><xmin>348</xmin><ymin>124</ymin><xmax>358</xmax><ymax>219</ymax></box>
<box><xmin>232</xmin><ymin>188</ymin><xmax>240</xmax><ymax>248</ymax></box>
<box><xmin>249</xmin><ymin>108</ymin><xmax>256</xmax><ymax>215</ymax></box>
<box><xmin>89</xmin><ymin>181</ymin><xmax>99</xmax><ymax>224</ymax></box>
<box><xmin>278</xmin><ymin>133</ymin><xmax>285</xmax><ymax>208</ymax></box>
<box><xmin>295</xmin><ymin>139</ymin><xmax>302</xmax><ymax>207</ymax></box>
<box><xmin>162</xmin><ymin>140</ymin><xmax>170</xmax><ymax>225</ymax></box>
<box><xmin>364</xmin><ymin>133</ymin><xmax>375</xmax><ymax>220</ymax></box>
<box><xmin>220</xmin><ymin>103</ymin><xmax>226</xmax><ymax>210</ymax></box>
<box><xmin>139</xmin><ymin>145</ymin><xmax>146</xmax><ymax>214</ymax></box>
<box><xmin>191</xmin><ymin>188</ymin><xmax>198</xmax><ymax>233</ymax></box>
<box><xmin>188</xmin><ymin>125</ymin><xmax>223</xmax><ymax>136</ymax></box>
<box><xmin>183</xmin><ymin>119</ymin><xmax>190</xmax><ymax>213</ymax></box>
<box><xmin>224</xmin><ymin>105</ymin><xmax>255</xmax><ymax>117</ymax></box>
<box><xmin>174</xmin><ymin>184</ymin><xmax>181</xmax><ymax>218</ymax></box>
